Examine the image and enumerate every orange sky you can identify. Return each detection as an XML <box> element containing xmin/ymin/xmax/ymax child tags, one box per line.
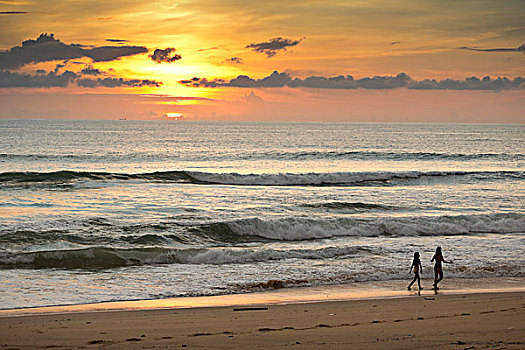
<box><xmin>0</xmin><ymin>0</ymin><xmax>524</xmax><ymax>122</ymax></box>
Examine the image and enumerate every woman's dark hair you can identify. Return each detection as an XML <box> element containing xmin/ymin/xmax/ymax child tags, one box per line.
<box><xmin>436</xmin><ymin>246</ymin><xmax>442</xmax><ymax>254</ymax></box>
<box><xmin>414</xmin><ymin>252</ymin><xmax>420</xmax><ymax>259</ymax></box>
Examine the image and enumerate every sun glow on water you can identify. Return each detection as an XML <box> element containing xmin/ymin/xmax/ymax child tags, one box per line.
<box><xmin>164</xmin><ymin>112</ymin><xmax>184</xmax><ymax>119</ymax></box>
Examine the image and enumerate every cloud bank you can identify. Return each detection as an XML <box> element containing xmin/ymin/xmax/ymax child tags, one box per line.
<box><xmin>0</xmin><ymin>69</ymin><xmax>161</xmax><ymax>88</ymax></box>
<box><xmin>0</xmin><ymin>33</ymin><xmax>148</xmax><ymax>70</ymax></box>
<box><xmin>246</xmin><ymin>37</ymin><xmax>302</xmax><ymax>57</ymax></box>
<box><xmin>149</xmin><ymin>48</ymin><xmax>182</xmax><ymax>63</ymax></box>
<box><xmin>180</xmin><ymin>71</ymin><xmax>525</xmax><ymax>91</ymax></box>
<box><xmin>76</xmin><ymin>77</ymin><xmax>161</xmax><ymax>88</ymax></box>
<box><xmin>0</xmin><ymin>70</ymin><xmax>78</xmax><ymax>88</ymax></box>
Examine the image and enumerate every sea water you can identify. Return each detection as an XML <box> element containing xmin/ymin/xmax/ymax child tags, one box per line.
<box><xmin>0</xmin><ymin>120</ymin><xmax>523</xmax><ymax>309</ymax></box>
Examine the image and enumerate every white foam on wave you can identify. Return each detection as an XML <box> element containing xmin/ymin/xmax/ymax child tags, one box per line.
<box><xmin>227</xmin><ymin>214</ymin><xmax>525</xmax><ymax>240</ymax></box>
<box><xmin>187</xmin><ymin>170</ymin><xmax>521</xmax><ymax>186</ymax></box>
<box><xmin>148</xmin><ymin>245</ymin><xmax>366</xmax><ymax>265</ymax></box>
<box><xmin>188</xmin><ymin>170</ymin><xmax>419</xmax><ymax>186</ymax></box>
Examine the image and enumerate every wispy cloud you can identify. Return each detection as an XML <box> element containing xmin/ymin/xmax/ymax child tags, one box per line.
<box><xmin>457</xmin><ymin>44</ymin><xmax>525</xmax><ymax>54</ymax></box>
<box><xmin>180</xmin><ymin>71</ymin><xmax>525</xmax><ymax>91</ymax></box>
<box><xmin>197</xmin><ymin>47</ymin><xmax>219</xmax><ymax>52</ymax></box>
<box><xmin>0</xmin><ymin>33</ymin><xmax>148</xmax><ymax>70</ymax></box>
<box><xmin>0</xmin><ymin>11</ymin><xmax>29</xmax><ymax>14</ymax></box>
<box><xmin>105</xmin><ymin>38</ymin><xmax>129</xmax><ymax>43</ymax></box>
<box><xmin>246</xmin><ymin>37</ymin><xmax>303</xmax><ymax>57</ymax></box>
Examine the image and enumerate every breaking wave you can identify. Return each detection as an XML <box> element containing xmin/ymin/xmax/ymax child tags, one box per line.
<box><xmin>222</xmin><ymin>213</ymin><xmax>525</xmax><ymax>240</ymax></box>
<box><xmin>1</xmin><ymin>213</ymin><xmax>523</xmax><ymax>270</ymax></box>
<box><xmin>2</xmin><ymin>150</ymin><xmax>523</xmax><ymax>162</ymax></box>
<box><xmin>300</xmin><ymin>201</ymin><xmax>394</xmax><ymax>211</ymax></box>
<box><xmin>0</xmin><ymin>245</ymin><xmax>371</xmax><ymax>270</ymax></box>
<box><xmin>250</xmin><ymin>150</ymin><xmax>525</xmax><ymax>162</ymax></box>
<box><xmin>1</xmin><ymin>169</ymin><xmax>522</xmax><ymax>187</ymax></box>
<box><xmin>3</xmin><ymin>213</ymin><xmax>522</xmax><ymax>248</ymax></box>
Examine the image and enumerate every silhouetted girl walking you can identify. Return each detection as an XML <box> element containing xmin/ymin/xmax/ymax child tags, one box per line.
<box><xmin>408</xmin><ymin>252</ymin><xmax>423</xmax><ymax>291</ymax></box>
<box><xmin>431</xmin><ymin>246</ymin><xmax>453</xmax><ymax>289</ymax></box>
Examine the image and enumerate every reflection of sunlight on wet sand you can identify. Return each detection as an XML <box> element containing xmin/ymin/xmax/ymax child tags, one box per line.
<box><xmin>3</xmin><ymin>277</ymin><xmax>523</xmax><ymax>317</ymax></box>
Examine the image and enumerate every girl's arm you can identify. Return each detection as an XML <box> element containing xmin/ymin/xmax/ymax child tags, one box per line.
<box><xmin>419</xmin><ymin>261</ymin><xmax>423</xmax><ymax>272</ymax></box>
<box><xmin>443</xmin><ymin>256</ymin><xmax>453</xmax><ymax>263</ymax></box>
<box><xmin>409</xmin><ymin>262</ymin><xmax>414</xmax><ymax>272</ymax></box>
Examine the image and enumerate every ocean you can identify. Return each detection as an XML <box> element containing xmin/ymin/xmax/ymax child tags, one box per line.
<box><xmin>0</xmin><ymin>120</ymin><xmax>523</xmax><ymax>309</ymax></box>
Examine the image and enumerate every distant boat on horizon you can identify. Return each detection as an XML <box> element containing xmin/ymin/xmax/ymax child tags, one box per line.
<box><xmin>119</xmin><ymin>117</ymin><xmax>127</xmax><ymax>120</ymax></box>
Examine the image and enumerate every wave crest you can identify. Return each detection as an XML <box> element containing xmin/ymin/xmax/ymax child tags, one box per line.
<box><xmin>1</xmin><ymin>170</ymin><xmax>522</xmax><ymax>188</ymax></box>
<box><xmin>0</xmin><ymin>245</ymin><xmax>369</xmax><ymax>270</ymax></box>
<box><xmin>221</xmin><ymin>213</ymin><xmax>524</xmax><ymax>240</ymax></box>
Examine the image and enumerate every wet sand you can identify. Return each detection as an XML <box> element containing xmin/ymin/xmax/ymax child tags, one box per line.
<box><xmin>1</xmin><ymin>281</ymin><xmax>524</xmax><ymax>349</ymax></box>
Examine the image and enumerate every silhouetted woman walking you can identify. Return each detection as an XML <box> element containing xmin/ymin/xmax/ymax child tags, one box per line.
<box><xmin>431</xmin><ymin>247</ymin><xmax>452</xmax><ymax>289</ymax></box>
<box><xmin>408</xmin><ymin>252</ymin><xmax>423</xmax><ymax>291</ymax></box>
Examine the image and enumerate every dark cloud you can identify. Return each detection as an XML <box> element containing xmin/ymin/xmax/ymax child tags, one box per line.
<box><xmin>80</xmin><ymin>66</ymin><xmax>103</xmax><ymax>75</ymax></box>
<box><xmin>179</xmin><ymin>77</ymin><xmax>225</xmax><ymax>88</ymax></box>
<box><xmin>149</xmin><ymin>48</ymin><xmax>182</xmax><ymax>63</ymax></box>
<box><xmin>390</xmin><ymin>41</ymin><xmax>401</xmax><ymax>45</ymax></box>
<box><xmin>105</xmin><ymin>39</ymin><xmax>130</xmax><ymax>43</ymax></box>
<box><xmin>180</xmin><ymin>71</ymin><xmax>524</xmax><ymax>91</ymax></box>
<box><xmin>0</xmin><ymin>70</ymin><xmax>78</xmax><ymax>88</ymax></box>
<box><xmin>358</xmin><ymin>73</ymin><xmax>410</xmax><ymax>89</ymax></box>
<box><xmin>53</xmin><ymin>63</ymin><xmax>66</xmax><ymax>73</ymax></box>
<box><xmin>0</xmin><ymin>33</ymin><xmax>148</xmax><ymax>70</ymax></box>
<box><xmin>408</xmin><ymin>76</ymin><xmax>525</xmax><ymax>90</ymax></box>
<box><xmin>0</xmin><ymin>11</ymin><xmax>29</xmax><ymax>14</ymax></box>
<box><xmin>76</xmin><ymin>77</ymin><xmax>161</xmax><ymax>88</ymax></box>
<box><xmin>246</xmin><ymin>37</ymin><xmax>302</xmax><ymax>57</ymax></box>
<box><xmin>224</xmin><ymin>57</ymin><xmax>243</xmax><ymax>64</ymax></box>
<box><xmin>0</xmin><ymin>69</ymin><xmax>161</xmax><ymax>88</ymax></box>
<box><xmin>457</xmin><ymin>44</ymin><xmax>525</xmax><ymax>54</ymax></box>
<box><xmin>87</xmin><ymin>45</ymin><xmax>148</xmax><ymax>62</ymax></box>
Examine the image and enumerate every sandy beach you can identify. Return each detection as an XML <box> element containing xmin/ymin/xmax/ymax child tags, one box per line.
<box><xmin>1</xmin><ymin>280</ymin><xmax>524</xmax><ymax>349</ymax></box>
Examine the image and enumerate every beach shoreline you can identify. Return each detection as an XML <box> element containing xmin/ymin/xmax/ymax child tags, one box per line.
<box><xmin>2</xmin><ymin>276</ymin><xmax>523</xmax><ymax>317</ymax></box>
<box><xmin>0</xmin><ymin>287</ymin><xmax>523</xmax><ymax>349</ymax></box>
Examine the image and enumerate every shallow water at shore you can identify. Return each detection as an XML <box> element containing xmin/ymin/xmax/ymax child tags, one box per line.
<box><xmin>2</xmin><ymin>277</ymin><xmax>524</xmax><ymax>317</ymax></box>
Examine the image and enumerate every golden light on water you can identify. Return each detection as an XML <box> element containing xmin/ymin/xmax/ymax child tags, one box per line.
<box><xmin>164</xmin><ymin>112</ymin><xmax>184</xmax><ymax>119</ymax></box>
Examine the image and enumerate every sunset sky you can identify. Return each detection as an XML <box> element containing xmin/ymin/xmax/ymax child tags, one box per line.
<box><xmin>0</xmin><ymin>0</ymin><xmax>524</xmax><ymax>122</ymax></box>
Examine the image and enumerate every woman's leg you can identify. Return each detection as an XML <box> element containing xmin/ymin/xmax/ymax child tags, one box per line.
<box><xmin>408</xmin><ymin>276</ymin><xmax>416</xmax><ymax>290</ymax></box>
<box><xmin>436</xmin><ymin>269</ymin><xmax>443</xmax><ymax>284</ymax></box>
<box><xmin>434</xmin><ymin>268</ymin><xmax>443</xmax><ymax>288</ymax></box>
